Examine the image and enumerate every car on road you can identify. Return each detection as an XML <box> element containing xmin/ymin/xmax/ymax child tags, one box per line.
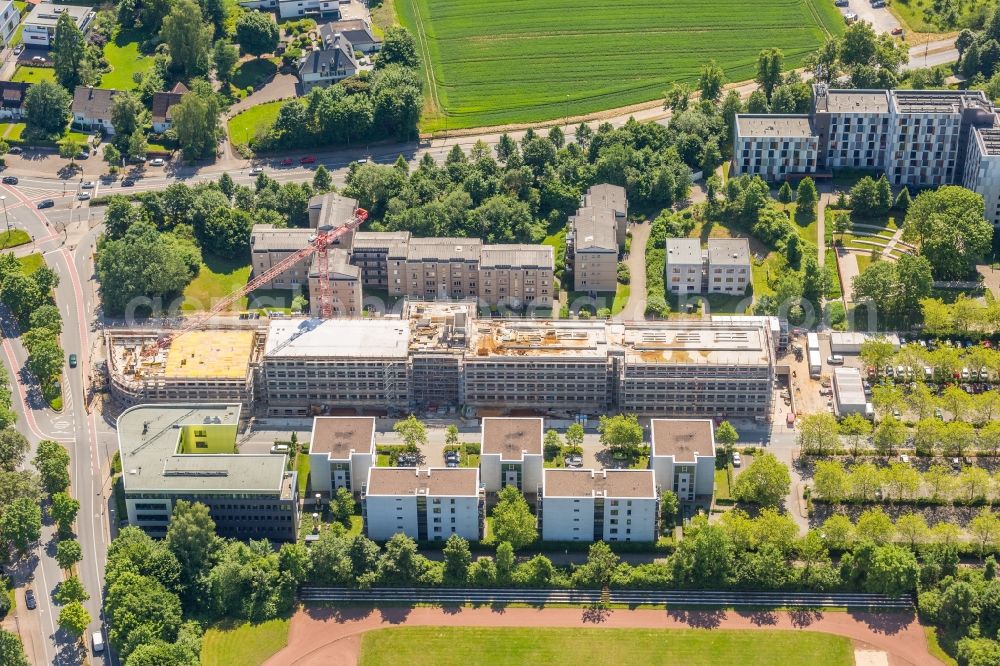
<box><xmin>300</xmin><ymin>155</ymin><xmax>316</xmax><ymax>164</ymax></box>
<box><xmin>250</xmin><ymin>166</ymin><xmax>264</xmax><ymax>175</ymax></box>
<box><xmin>77</xmin><ymin>192</ymin><xmax>91</xmax><ymax>200</ymax></box>
<box><xmin>81</xmin><ymin>181</ymin><xmax>95</xmax><ymax>189</ymax></box>
<box><xmin>92</xmin><ymin>631</ymin><xmax>105</xmax><ymax>654</ymax></box>
<box><xmin>891</xmin><ymin>27</ymin><xmax>904</xmax><ymax>36</ymax></box>
<box><xmin>121</xmin><ymin>178</ymin><xmax>135</xmax><ymax>187</ymax></box>
<box><xmin>357</xmin><ymin>157</ymin><xmax>369</xmax><ymax>164</ymax></box>
<box><xmin>25</xmin><ymin>589</ymin><xmax>36</xmax><ymax>610</ymax></box>
<box><xmin>149</xmin><ymin>158</ymin><xmax>165</xmax><ymax>167</ymax></box>
<box><xmin>68</xmin><ymin>353</ymin><xmax>77</xmax><ymax>368</ymax></box>
<box><xmin>8</xmin><ymin>146</ymin><xmax>21</xmax><ymax>155</ymax></box>
<box><xmin>13</xmin><ymin>44</ymin><xmax>22</xmax><ymax>55</ymax></box>
<box><xmin>732</xmin><ymin>452</ymin><xmax>742</xmax><ymax>467</ymax></box>
<box><xmin>280</xmin><ymin>157</ymin><xmax>294</xmax><ymax>166</ymax></box>
<box><xmin>1</xmin><ymin>176</ymin><xmax>17</xmax><ymax>185</ymax></box>
<box><xmin>827</xmin><ymin>355</ymin><xmax>844</xmax><ymax>365</ymax></box>
<box><xmin>37</xmin><ymin>199</ymin><xmax>54</xmax><ymax>209</ymax></box>
<box><xmin>834</xmin><ymin>0</ymin><xmax>848</xmax><ymax>5</ymax></box>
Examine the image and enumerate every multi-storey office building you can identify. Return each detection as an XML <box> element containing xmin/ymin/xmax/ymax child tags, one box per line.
<box><xmin>362</xmin><ymin>467</ymin><xmax>484</xmax><ymax>541</ymax></box>
<box><xmin>649</xmin><ymin>419</ymin><xmax>716</xmax><ymax>501</ymax></box>
<box><xmin>479</xmin><ymin>417</ymin><xmax>545</xmax><ymax>493</ymax></box>
<box><xmin>539</xmin><ymin>469</ymin><xmax>657</xmax><ymax>542</ymax></box>
<box><xmin>735</xmin><ymin>86</ymin><xmax>1000</xmax><ymax>224</ymax></box>
<box><xmin>308</xmin><ymin>416</ymin><xmax>376</xmax><ymax>494</ymax></box>
<box><xmin>117</xmin><ymin>404</ymin><xmax>298</xmax><ymax>540</ymax></box>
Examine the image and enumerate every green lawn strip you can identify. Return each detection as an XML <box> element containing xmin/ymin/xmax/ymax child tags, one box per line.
<box><xmin>359</xmin><ymin>627</ymin><xmax>853</xmax><ymax>666</ymax></box>
<box><xmin>397</xmin><ymin>0</ymin><xmax>843</xmax><ymax>131</ymax></box>
<box><xmin>181</xmin><ymin>254</ymin><xmax>252</xmax><ymax>312</ymax></box>
<box><xmin>922</xmin><ymin>626</ymin><xmax>959</xmax><ymax>666</ymax></box>
<box><xmin>714</xmin><ymin>466</ymin><xmax>732</xmax><ymax>501</ymax></box>
<box><xmin>232</xmin><ymin>58</ymin><xmax>280</xmax><ymax>90</ymax></box>
<box><xmin>704</xmin><ymin>292</ymin><xmax>751</xmax><ymax>314</ymax></box>
<box><xmin>750</xmin><ymin>251</ymin><xmax>783</xmax><ymax>299</ymax></box>
<box><xmin>612</xmin><ymin>282</ymin><xmax>630</xmax><ymax>315</ymax></box>
<box><xmin>824</xmin><ymin>248</ymin><xmax>842</xmax><ymax>299</ymax></box>
<box><xmin>228</xmin><ymin>100</ymin><xmax>284</xmax><ymax>146</ymax></box>
<box><xmin>201</xmin><ymin>617</ymin><xmax>291</xmax><ymax>666</ymax></box>
<box><xmin>12</xmin><ymin>66</ymin><xmax>55</xmax><ymax>83</ymax></box>
<box><xmin>18</xmin><ymin>252</ymin><xmax>43</xmax><ymax>275</ymax></box>
<box><xmin>348</xmin><ymin>514</ymin><xmax>364</xmax><ymax>536</ymax></box>
<box><xmin>0</xmin><ymin>229</ymin><xmax>30</xmax><ymax>249</ymax></box>
<box><xmin>854</xmin><ymin>253</ymin><xmax>873</xmax><ymax>275</ymax></box>
<box><xmin>101</xmin><ymin>32</ymin><xmax>155</xmax><ymax>90</ymax></box>
<box><xmin>889</xmin><ymin>0</ymin><xmax>985</xmax><ymax>33</ymax></box>
<box><xmin>295</xmin><ymin>452</ymin><xmax>310</xmax><ymax>495</ymax></box>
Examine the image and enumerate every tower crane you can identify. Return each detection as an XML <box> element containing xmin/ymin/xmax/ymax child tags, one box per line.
<box><xmin>142</xmin><ymin>208</ymin><xmax>368</xmax><ymax>356</ymax></box>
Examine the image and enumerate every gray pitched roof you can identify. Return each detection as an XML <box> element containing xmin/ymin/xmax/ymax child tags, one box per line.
<box><xmin>707</xmin><ymin>238</ymin><xmax>751</xmax><ymax>266</ymax></box>
<box><xmin>72</xmin><ymin>86</ymin><xmax>117</xmax><ymax>119</ymax></box>
<box><xmin>571</xmin><ymin>207</ymin><xmax>617</xmax><ymax>251</ymax></box>
<box><xmin>298</xmin><ymin>39</ymin><xmax>358</xmax><ymax>79</ymax></box>
<box><xmin>318</xmin><ymin>19</ymin><xmax>379</xmax><ymax>49</ymax></box>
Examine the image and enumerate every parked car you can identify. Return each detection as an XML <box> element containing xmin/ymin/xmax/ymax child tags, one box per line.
<box><xmin>31</xmin><ymin>55</ymin><xmax>44</xmax><ymax>63</ymax></box>
<box><xmin>280</xmin><ymin>157</ymin><xmax>294</xmax><ymax>166</ymax></box>
<box><xmin>25</xmin><ymin>589</ymin><xmax>36</xmax><ymax>610</ymax></box>
<box><xmin>68</xmin><ymin>353</ymin><xmax>77</xmax><ymax>368</ymax></box>
<box><xmin>149</xmin><ymin>158</ymin><xmax>165</xmax><ymax>167</ymax></box>
<box><xmin>92</xmin><ymin>631</ymin><xmax>104</xmax><ymax>654</ymax></box>
<box><xmin>891</xmin><ymin>27</ymin><xmax>904</xmax><ymax>36</ymax></box>
<box><xmin>935</xmin><ymin>408</ymin><xmax>944</xmax><ymax>420</ymax></box>
<box><xmin>834</xmin><ymin>0</ymin><xmax>848</xmax><ymax>5</ymax></box>
<box><xmin>900</xmin><ymin>454</ymin><xmax>910</xmax><ymax>464</ymax></box>
<box><xmin>80</xmin><ymin>181</ymin><xmax>95</xmax><ymax>189</ymax></box>
<box><xmin>827</xmin><ymin>355</ymin><xmax>844</xmax><ymax>365</ymax></box>
<box><xmin>8</xmin><ymin>146</ymin><xmax>21</xmax><ymax>155</ymax></box>
<box><xmin>1</xmin><ymin>176</ymin><xmax>17</xmax><ymax>185</ymax></box>
<box><xmin>37</xmin><ymin>199</ymin><xmax>54</xmax><ymax>209</ymax></box>
<box><xmin>732</xmin><ymin>452</ymin><xmax>742</xmax><ymax>467</ymax></box>
<box><xmin>77</xmin><ymin>192</ymin><xmax>91</xmax><ymax>200</ymax></box>
<box><xmin>76</xmin><ymin>150</ymin><xmax>89</xmax><ymax>159</ymax></box>
<box><xmin>121</xmin><ymin>178</ymin><xmax>135</xmax><ymax>187</ymax></box>
<box><xmin>249</xmin><ymin>166</ymin><xmax>264</xmax><ymax>175</ymax></box>
<box><xmin>300</xmin><ymin>155</ymin><xmax>316</xmax><ymax>164</ymax></box>
<box><xmin>13</xmin><ymin>44</ymin><xmax>22</xmax><ymax>55</ymax></box>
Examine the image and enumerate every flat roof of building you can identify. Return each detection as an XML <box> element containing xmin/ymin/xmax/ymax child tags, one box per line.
<box><xmin>265</xmin><ymin>319</ymin><xmax>410</xmax><ymax>359</ymax></box>
<box><xmin>617</xmin><ymin>322</ymin><xmax>771</xmax><ymax>366</ymax></box>
<box><xmin>543</xmin><ymin>468</ymin><xmax>655</xmax><ymax>499</ymax></box>
<box><xmin>572</xmin><ymin>207</ymin><xmax>618</xmax><ymax>251</ymax></box>
<box><xmin>665</xmin><ymin>238</ymin><xmax>701</xmax><ymax>265</ymax></box>
<box><xmin>820</xmin><ymin>89</ymin><xmax>890</xmax><ymax>114</ymax></box>
<box><xmin>891</xmin><ymin>89</ymin><xmax>990</xmax><ymax>114</ymax></box>
<box><xmin>584</xmin><ymin>184</ymin><xmax>627</xmax><ymax>214</ymax></box>
<box><xmin>366</xmin><ymin>467</ymin><xmax>480</xmax><ymax>496</ymax></box>
<box><xmin>117</xmin><ymin>404</ymin><xmax>291</xmax><ymax>494</ymax></box>
<box><xmin>406</xmin><ymin>237</ymin><xmax>482</xmax><ymax>262</ymax></box>
<box><xmin>976</xmin><ymin>127</ymin><xmax>1000</xmax><ymax>156</ymax></box>
<box><xmin>352</xmin><ymin>231</ymin><xmax>411</xmax><ymax>251</ymax></box>
<box><xmin>308</xmin><ymin>193</ymin><xmax>359</xmax><ymax>229</ymax></box>
<box><xmin>163</xmin><ymin>330</ymin><xmax>256</xmax><ymax>379</ymax></box>
<box><xmin>481</xmin><ymin>417</ymin><xmax>543</xmax><ymax>460</ymax></box>
<box><xmin>834</xmin><ymin>366</ymin><xmax>866</xmax><ymax>407</ymax></box>
<box><xmin>736</xmin><ymin>114</ymin><xmax>816</xmax><ymax>138</ymax></box>
<box><xmin>829</xmin><ymin>331</ymin><xmax>901</xmax><ymax>349</ymax></box>
<box><xmin>251</xmin><ymin>224</ymin><xmax>313</xmax><ymax>252</ymax></box>
<box><xmin>472</xmin><ymin>320</ymin><xmax>609</xmax><ymax>359</ymax></box>
<box><xmin>26</xmin><ymin>3</ymin><xmax>92</xmax><ymax>26</ymax></box>
<box><xmin>311</xmin><ymin>416</ymin><xmax>376</xmax><ymax>459</ymax></box>
<box><xmin>650</xmin><ymin>419</ymin><xmax>715</xmax><ymax>462</ymax></box>
<box><xmin>708</xmin><ymin>238</ymin><xmax>751</xmax><ymax>266</ymax></box>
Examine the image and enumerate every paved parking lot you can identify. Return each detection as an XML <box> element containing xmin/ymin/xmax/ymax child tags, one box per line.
<box><xmin>839</xmin><ymin>0</ymin><xmax>901</xmax><ymax>34</ymax></box>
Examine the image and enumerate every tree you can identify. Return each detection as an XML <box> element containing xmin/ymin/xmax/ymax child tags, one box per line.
<box><xmin>442</xmin><ymin>534</ymin><xmax>471</xmax><ymax>585</ymax></box>
<box><xmin>110</xmin><ymin>92</ymin><xmax>148</xmax><ymax>150</ymax></box>
<box><xmin>860</xmin><ymin>337</ymin><xmax>896</xmax><ymax>376</ymax></box>
<box><xmin>172</xmin><ymin>81</ymin><xmax>221</xmax><ymax>160</ymax></box>
<box><xmin>25</xmin><ymin>80</ymin><xmax>71</xmax><ymax>136</ymax></box>
<box><xmin>882</xmin><ymin>462</ymin><xmax>920</xmax><ymax>501</ymax></box>
<box><xmin>213</xmin><ymin>40</ymin><xmax>239</xmax><ymax>88</ymax></box>
<box><xmin>795</xmin><ymin>176</ymin><xmax>818</xmax><ymax>216</ymax></box>
<box><xmin>664</xmin><ymin>83</ymin><xmax>691</xmax><ymax>112</ymax></box>
<box><xmin>873</xmin><ymin>416</ymin><xmax>906</xmax><ymax>456</ymax></box>
<box><xmin>235</xmin><ymin>10</ymin><xmax>279</xmax><ymax>59</ymax></box>
<box><xmin>376</xmin><ymin>26</ymin><xmax>419</xmax><ymax>69</ymax></box>
<box><xmin>755</xmin><ymin>48</ymin><xmax>783</xmax><ymax>100</ymax></box>
<box><xmin>0</xmin><ymin>428</ymin><xmax>28</xmax><ymax>471</ymax></box>
<box><xmin>165</xmin><ymin>500</ymin><xmax>218</xmax><ymax>598</ymax></box>
<box><xmin>731</xmin><ymin>453</ymin><xmax>790</xmax><ymax>508</ymax></box>
<box><xmin>572</xmin><ymin>541</ymin><xmax>620</xmax><ymax>589</ymax></box>
<box><xmin>54</xmin><ymin>576</ymin><xmax>89</xmax><ymax>605</ymax></box>
<box><xmin>52</xmin><ymin>12</ymin><xmax>88</xmax><ymax>90</ymax></box>
<box><xmin>813</xmin><ymin>460</ymin><xmax>848</xmax><ymax>502</ymax></box>
<box><xmin>373</xmin><ymin>533</ymin><xmax>431</xmax><ymax>585</ymax></box>
<box><xmin>797</xmin><ymin>413</ymin><xmax>839</xmax><ymax>455</ymax></box>
<box><xmin>856</xmin><ymin>507</ymin><xmax>894</xmax><ymax>544</ymax></box>
<box><xmin>819</xmin><ymin>514</ymin><xmax>854</xmax><ymax>550</ymax></box>
<box><xmin>970</xmin><ymin>508</ymin><xmax>1000</xmax><ymax>558</ymax></box>
<box><xmin>903</xmin><ymin>185</ymin><xmax>993</xmax><ymax>280</ymax></box>
<box><xmin>51</xmin><ymin>491</ymin><xmax>80</xmax><ymax>534</ymax></box>
<box><xmin>329</xmin><ymin>486</ymin><xmax>355</xmax><ymax>525</ymax></box>
<box><xmin>105</xmin><ymin>571</ymin><xmax>183</xmax><ymax>659</ymax></box>
<box><xmin>312</xmin><ymin>165</ymin><xmax>332</xmax><ymax>192</ymax></box>
<box><xmin>33</xmin><ymin>440</ymin><xmax>70</xmax><ymax>494</ymax></box>
<box><xmin>840</xmin><ymin>413</ymin><xmax>873</xmax><ymax>455</ymax></box>
<box><xmin>660</xmin><ymin>490</ymin><xmax>679</xmax><ymax>531</ymax></box>
<box><xmin>103</xmin><ymin>143</ymin><xmax>122</xmax><ymax>170</ymax></box>
<box><xmin>698</xmin><ymin>59</ymin><xmax>726</xmax><ymax>102</ymax></box>
<box><xmin>715</xmin><ymin>421</ymin><xmax>739</xmax><ymax>457</ymax></box>
<box><xmin>393</xmin><ymin>415</ymin><xmax>427</xmax><ymax>452</ymax></box>
<box><xmin>865</xmin><ymin>544</ymin><xmax>919</xmax><ymax>597</ymax></box>
<box><xmin>0</xmin><ymin>629</ymin><xmax>28</xmax><ymax>666</ymax></box>
<box><xmin>160</xmin><ymin>0</ymin><xmax>213</xmax><ymax>79</ymax></box>
<box><xmin>55</xmin><ymin>539</ymin><xmax>83</xmax><ymax>570</ymax></box>
<box><xmin>895</xmin><ymin>513</ymin><xmax>930</xmax><ymax>550</ymax></box>
<box><xmin>937</xmin><ymin>581</ymin><xmax>981</xmax><ymax>630</ymax></box>
<box><xmin>777</xmin><ymin>181</ymin><xmax>793</xmax><ymax>204</ymax></box>
<box><xmin>597</xmin><ymin>413</ymin><xmax>643</xmax><ymax>454</ymax></box>
<box><xmin>0</xmin><ymin>497</ymin><xmax>41</xmax><ymax>555</ymax></box>
<box><xmin>1</xmin><ymin>272</ymin><xmax>44</xmax><ymax>323</ymax></box>
<box><xmin>565</xmin><ymin>422</ymin><xmax>585</xmax><ymax>449</ymax></box>
<box><xmin>491</xmin><ymin>486</ymin><xmax>537</xmax><ymax>550</ymax></box>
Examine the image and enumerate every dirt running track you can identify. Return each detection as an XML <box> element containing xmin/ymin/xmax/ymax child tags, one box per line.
<box><xmin>263</xmin><ymin>605</ymin><xmax>941</xmax><ymax>666</ymax></box>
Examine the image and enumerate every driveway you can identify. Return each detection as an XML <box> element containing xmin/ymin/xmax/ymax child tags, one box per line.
<box><xmin>617</xmin><ymin>221</ymin><xmax>651</xmax><ymax>321</ymax></box>
<box><xmin>227</xmin><ymin>72</ymin><xmax>299</xmax><ymax>118</ymax></box>
<box><xmin>840</xmin><ymin>0</ymin><xmax>901</xmax><ymax>34</ymax></box>
<box><xmin>837</xmin><ymin>248</ymin><xmax>861</xmax><ymax>306</ymax></box>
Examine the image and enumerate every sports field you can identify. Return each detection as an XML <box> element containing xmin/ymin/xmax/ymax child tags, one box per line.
<box><xmin>358</xmin><ymin>627</ymin><xmax>854</xmax><ymax>666</ymax></box>
<box><xmin>397</xmin><ymin>0</ymin><xmax>844</xmax><ymax>131</ymax></box>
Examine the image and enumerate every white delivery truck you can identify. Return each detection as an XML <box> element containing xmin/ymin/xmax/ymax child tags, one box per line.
<box><xmin>808</xmin><ymin>349</ymin><xmax>822</xmax><ymax>378</ymax></box>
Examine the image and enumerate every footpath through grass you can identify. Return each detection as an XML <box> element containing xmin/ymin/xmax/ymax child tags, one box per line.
<box><xmin>201</xmin><ymin>617</ymin><xmax>291</xmax><ymax>666</ymax></box>
<box><xmin>398</xmin><ymin>0</ymin><xmax>843</xmax><ymax>131</ymax></box>
<box><xmin>359</xmin><ymin>627</ymin><xmax>853</xmax><ymax>666</ymax></box>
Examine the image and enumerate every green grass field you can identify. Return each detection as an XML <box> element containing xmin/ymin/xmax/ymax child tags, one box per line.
<box><xmin>398</xmin><ymin>0</ymin><xmax>844</xmax><ymax>131</ymax></box>
<box><xmin>180</xmin><ymin>253</ymin><xmax>251</xmax><ymax>312</ymax></box>
<box><xmin>201</xmin><ymin>618</ymin><xmax>291</xmax><ymax>666</ymax></box>
<box><xmin>232</xmin><ymin>58</ymin><xmax>280</xmax><ymax>90</ymax></box>
<box><xmin>0</xmin><ymin>229</ymin><xmax>30</xmax><ymax>249</ymax></box>
<box><xmin>359</xmin><ymin>627</ymin><xmax>853</xmax><ymax>666</ymax></box>
<box><xmin>12</xmin><ymin>66</ymin><xmax>55</xmax><ymax>83</ymax></box>
<box><xmin>228</xmin><ymin>100</ymin><xmax>284</xmax><ymax>145</ymax></box>
<box><xmin>101</xmin><ymin>31</ymin><xmax>155</xmax><ymax>90</ymax></box>
<box><xmin>18</xmin><ymin>252</ymin><xmax>44</xmax><ymax>275</ymax></box>
<box><xmin>890</xmin><ymin>0</ymin><xmax>994</xmax><ymax>32</ymax></box>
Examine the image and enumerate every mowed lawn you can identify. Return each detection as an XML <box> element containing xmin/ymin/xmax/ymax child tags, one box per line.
<box><xmin>101</xmin><ymin>32</ymin><xmax>155</xmax><ymax>90</ymax></box>
<box><xmin>201</xmin><ymin>618</ymin><xmax>291</xmax><ymax>666</ymax></box>
<box><xmin>398</xmin><ymin>0</ymin><xmax>843</xmax><ymax>131</ymax></box>
<box><xmin>11</xmin><ymin>66</ymin><xmax>55</xmax><ymax>83</ymax></box>
<box><xmin>228</xmin><ymin>100</ymin><xmax>284</xmax><ymax>145</ymax></box>
<box><xmin>180</xmin><ymin>253</ymin><xmax>252</xmax><ymax>312</ymax></box>
<box><xmin>359</xmin><ymin>627</ymin><xmax>853</xmax><ymax>666</ymax></box>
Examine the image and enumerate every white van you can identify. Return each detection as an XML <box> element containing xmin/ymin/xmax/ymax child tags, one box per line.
<box><xmin>92</xmin><ymin>631</ymin><xmax>104</xmax><ymax>654</ymax></box>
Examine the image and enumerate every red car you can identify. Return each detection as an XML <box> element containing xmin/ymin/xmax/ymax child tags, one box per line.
<box><xmin>279</xmin><ymin>158</ymin><xmax>294</xmax><ymax>166</ymax></box>
<box><xmin>299</xmin><ymin>156</ymin><xmax>316</xmax><ymax>164</ymax></box>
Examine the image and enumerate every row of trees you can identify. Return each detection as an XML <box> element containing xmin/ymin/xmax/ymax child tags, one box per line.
<box><xmin>814</xmin><ymin>459</ymin><xmax>1000</xmax><ymax>505</ymax></box>
<box><xmin>0</xmin><ymin>253</ymin><xmax>64</xmax><ymax>395</ymax></box>
<box><xmin>921</xmin><ymin>295</ymin><xmax>1000</xmax><ymax>337</ymax></box>
<box><xmin>920</xmin><ymin>566</ymin><xmax>1000</xmax><ymax>666</ymax></box>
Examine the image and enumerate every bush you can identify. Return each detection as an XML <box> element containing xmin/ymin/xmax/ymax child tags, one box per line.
<box><xmin>617</xmin><ymin>262</ymin><xmax>630</xmax><ymax>284</ymax></box>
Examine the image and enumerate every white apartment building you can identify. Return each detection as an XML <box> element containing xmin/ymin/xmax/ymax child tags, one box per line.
<box><xmin>479</xmin><ymin>417</ymin><xmax>544</xmax><ymax>493</ymax></box>
<box><xmin>277</xmin><ymin>0</ymin><xmax>340</xmax><ymax>19</ymax></box>
<box><xmin>539</xmin><ymin>469</ymin><xmax>657</xmax><ymax>542</ymax></box>
<box><xmin>363</xmin><ymin>467</ymin><xmax>484</xmax><ymax>542</ymax></box>
<box><xmin>649</xmin><ymin>419</ymin><xmax>716</xmax><ymax>501</ymax></box>
<box><xmin>707</xmin><ymin>238</ymin><xmax>751</xmax><ymax>295</ymax></box>
<box><xmin>0</xmin><ymin>0</ymin><xmax>19</xmax><ymax>46</ymax></box>
<box><xmin>733</xmin><ymin>115</ymin><xmax>819</xmax><ymax>181</ymax></box>
<box><xmin>23</xmin><ymin>3</ymin><xmax>93</xmax><ymax>48</ymax></box>
<box><xmin>665</xmin><ymin>238</ymin><xmax>702</xmax><ymax>294</ymax></box>
<box><xmin>308</xmin><ymin>416</ymin><xmax>376</xmax><ymax>494</ymax></box>
<box><xmin>964</xmin><ymin>127</ymin><xmax>1000</xmax><ymax>227</ymax></box>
